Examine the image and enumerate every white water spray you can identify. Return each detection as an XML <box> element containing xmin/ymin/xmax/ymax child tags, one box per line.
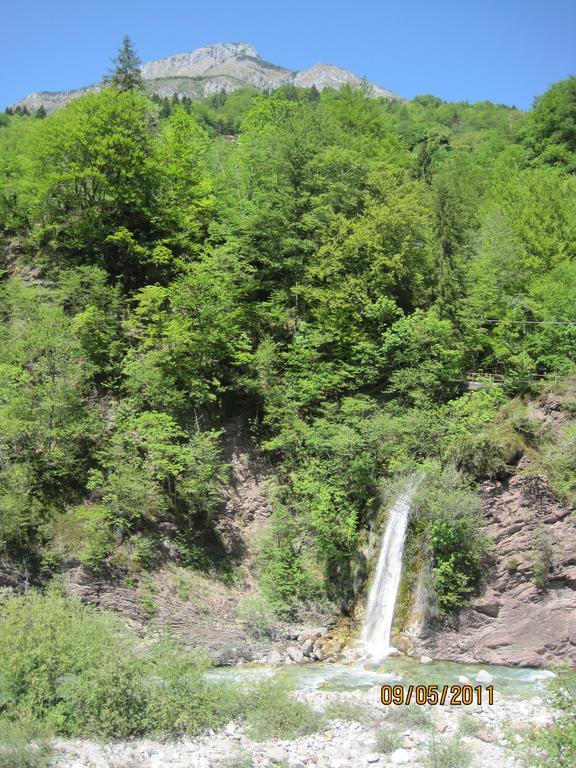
<box><xmin>360</xmin><ymin>475</ymin><xmax>422</xmax><ymax>660</ymax></box>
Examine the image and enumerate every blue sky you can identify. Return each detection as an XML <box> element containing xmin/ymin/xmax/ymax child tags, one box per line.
<box><xmin>2</xmin><ymin>0</ymin><xmax>575</xmax><ymax>110</ymax></box>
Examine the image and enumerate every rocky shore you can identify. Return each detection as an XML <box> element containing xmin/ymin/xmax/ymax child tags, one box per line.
<box><xmin>51</xmin><ymin>676</ymin><xmax>550</xmax><ymax>768</ymax></box>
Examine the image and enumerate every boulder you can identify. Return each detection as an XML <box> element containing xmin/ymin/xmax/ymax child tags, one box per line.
<box><xmin>476</xmin><ymin>669</ymin><xmax>493</xmax><ymax>684</ymax></box>
<box><xmin>390</xmin><ymin>748</ymin><xmax>411</xmax><ymax>764</ymax></box>
<box><xmin>302</xmin><ymin>638</ymin><xmax>315</xmax><ymax>656</ymax></box>
<box><xmin>287</xmin><ymin>646</ymin><xmax>304</xmax><ymax>663</ymax></box>
<box><xmin>268</xmin><ymin>649</ymin><xmax>283</xmax><ymax>665</ymax></box>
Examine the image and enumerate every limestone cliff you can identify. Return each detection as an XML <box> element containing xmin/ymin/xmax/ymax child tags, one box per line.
<box><xmin>9</xmin><ymin>42</ymin><xmax>401</xmax><ymax>114</ymax></box>
<box><xmin>409</xmin><ymin>391</ymin><xmax>576</xmax><ymax>667</ymax></box>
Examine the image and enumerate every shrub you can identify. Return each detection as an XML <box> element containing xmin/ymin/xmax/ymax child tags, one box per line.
<box><xmin>243</xmin><ymin>678</ymin><xmax>324</xmax><ymax>741</ymax></box>
<box><xmin>218</xmin><ymin>750</ymin><xmax>253</xmax><ymax>768</ymax></box>
<box><xmin>0</xmin><ymin>591</ymin><xmax>244</xmax><ymax>738</ymax></box>
<box><xmin>414</xmin><ymin>472</ymin><xmax>490</xmax><ymax>613</ymax></box>
<box><xmin>235</xmin><ymin>593</ymin><xmax>277</xmax><ymax>639</ymax></box>
<box><xmin>0</xmin><ymin>721</ymin><xmax>53</xmax><ymax>768</ymax></box>
<box><xmin>375</xmin><ymin>726</ymin><xmax>402</xmax><ymax>753</ymax></box>
<box><xmin>387</xmin><ymin>703</ymin><xmax>432</xmax><ymax>729</ymax></box>
<box><xmin>458</xmin><ymin>713</ymin><xmax>482</xmax><ymax>736</ymax></box>
<box><xmin>324</xmin><ymin>697</ymin><xmax>376</xmax><ymax>725</ymax></box>
<box><xmin>517</xmin><ymin>666</ymin><xmax>576</xmax><ymax>768</ymax></box>
<box><xmin>426</xmin><ymin>734</ymin><xmax>472</xmax><ymax>768</ymax></box>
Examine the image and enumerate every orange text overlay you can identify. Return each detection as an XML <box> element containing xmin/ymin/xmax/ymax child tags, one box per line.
<box><xmin>380</xmin><ymin>684</ymin><xmax>494</xmax><ymax>706</ymax></box>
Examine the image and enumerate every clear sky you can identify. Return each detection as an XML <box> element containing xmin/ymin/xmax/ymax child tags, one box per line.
<box><xmin>2</xmin><ymin>0</ymin><xmax>575</xmax><ymax>110</ymax></box>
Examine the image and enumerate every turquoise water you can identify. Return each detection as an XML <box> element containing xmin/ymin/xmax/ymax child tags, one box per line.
<box><xmin>207</xmin><ymin>657</ymin><xmax>554</xmax><ymax>699</ymax></box>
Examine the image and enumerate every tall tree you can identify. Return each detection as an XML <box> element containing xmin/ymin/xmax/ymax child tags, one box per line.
<box><xmin>107</xmin><ymin>35</ymin><xmax>143</xmax><ymax>92</ymax></box>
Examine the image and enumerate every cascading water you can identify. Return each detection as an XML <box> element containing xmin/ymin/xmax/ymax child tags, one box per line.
<box><xmin>360</xmin><ymin>475</ymin><xmax>422</xmax><ymax>660</ymax></box>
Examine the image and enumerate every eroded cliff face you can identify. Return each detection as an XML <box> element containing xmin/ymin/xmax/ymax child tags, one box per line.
<box><xmin>10</xmin><ymin>42</ymin><xmax>401</xmax><ymax>114</ymax></box>
<box><xmin>410</xmin><ymin>394</ymin><xmax>576</xmax><ymax>668</ymax></box>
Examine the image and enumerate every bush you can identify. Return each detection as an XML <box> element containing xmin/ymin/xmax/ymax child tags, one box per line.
<box><xmin>517</xmin><ymin>666</ymin><xmax>576</xmax><ymax>768</ymax></box>
<box><xmin>387</xmin><ymin>703</ymin><xmax>432</xmax><ymax>729</ymax></box>
<box><xmin>0</xmin><ymin>591</ymin><xmax>243</xmax><ymax>738</ymax></box>
<box><xmin>243</xmin><ymin>678</ymin><xmax>324</xmax><ymax>741</ymax></box>
<box><xmin>235</xmin><ymin>593</ymin><xmax>277</xmax><ymax>639</ymax></box>
<box><xmin>218</xmin><ymin>750</ymin><xmax>253</xmax><ymax>768</ymax></box>
<box><xmin>375</xmin><ymin>726</ymin><xmax>402</xmax><ymax>753</ymax></box>
<box><xmin>324</xmin><ymin>697</ymin><xmax>376</xmax><ymax>725</ymax></box>
<box><xmin>426</xmin><ymin>734</ymin><xmax>472</xmax><ymax>768</ymax></box>
<box><xmin>458</xmin><ymin>712</ymin><xmax>482</xmax><ymax>736</ymax></box>
<box><xmin>414</xmin><ymin>472</ymin><xmax>490</xmax><ymax>613</ymax></box>
<box><xmin>0</xmin><ymin>721</ymin><xmax>53</xmax><ymax>768</ymax></box>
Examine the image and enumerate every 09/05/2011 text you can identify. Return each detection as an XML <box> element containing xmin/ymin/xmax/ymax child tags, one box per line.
<box><xmin>380</xmin><ymin>684</ymin><xmax>494</xmax><ymax>706</ymax></box>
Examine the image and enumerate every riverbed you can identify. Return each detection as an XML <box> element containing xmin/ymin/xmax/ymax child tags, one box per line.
<box><xmin>52</xmin><ymin>656</ymin><xmax>553</xmax><ymax>768</ymax></box>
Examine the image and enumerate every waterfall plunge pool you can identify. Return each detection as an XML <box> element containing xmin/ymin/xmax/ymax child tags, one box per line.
<box><xmin>206</xmin><ymin>656</ymin><xmax>555</xmax><ymax>700</ymax></box>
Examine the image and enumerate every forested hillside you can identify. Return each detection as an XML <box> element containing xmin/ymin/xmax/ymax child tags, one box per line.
<box><xmin>1</xmin><ymin>49</ymin><xmax>575</xmax><ymax>626</ymax></box>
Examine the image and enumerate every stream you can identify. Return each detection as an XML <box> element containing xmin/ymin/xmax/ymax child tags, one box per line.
<box><xmin>207</xmin><ymin>656</ymin><xmax>554</xmax><ymax>700</ymax></box>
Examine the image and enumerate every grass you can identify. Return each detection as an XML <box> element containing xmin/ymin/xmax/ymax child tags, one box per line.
<box><xmin>374</xmin><ymin>726</ymin><xmax>403</xmax><ymax>754</ymax></box>
<box><xmin>324</xmin><ymin>697</ymin><xmax>376</xmax><ymax>725</ymax></box>
<box><xmin>218</xmin><ymin>749</ymin><xmax>254</xmax><ymax>768</ymax></box>
<box><xmin>426</xmin><ymin>734</ymin><xmax>472</xmax><ymax>768</ymax></box>
<box><xmin>0</xmin><ymin>721</ymin><xmax>53</xmax><ymax>768</ymax></box>
<box><xmin>243</xmin><ymin>678</ymin><xmax>325</xmax><ymax>741</ymax></box>
<box><xmin>458</xmin><ymin>712</ymin><xmax>482</xmax><ymax>736</ymax></box>
<box><xmin>387</xmin><ymin>703</ymin><xmax>433</xmax><ymax>729</ymax></box>
<box><xmin>0</xmin><ymin>591</ymin><xmax>244</xmax><ymax>739</ymax></box>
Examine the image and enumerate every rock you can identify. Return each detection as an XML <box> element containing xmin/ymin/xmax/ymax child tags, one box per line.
<box><xmin>434</xmin><ymin>714</ymin><xmax>449</xmax><ymax>733</ymax></box>
<box><xmin>473</xmin><ymin>599</ymin><xmax>501</xmax><ymax>618</ymax></box>
<box><xmin>302</xmin><ymin>638</ymin><xmax>315</xmax><ymax>656</ymax></box>
<box><xmin>476</xmin><ymin>669</ymin><xmax>493</xmax><ymax>684</ymax></box>
<box><xmin>268</xmin><ymin>649</ymin><xmax>283</xmax><ymax>665</ymax></box>
<box><xmin>407</xmin><ymin>460</ymin><xmax>576</xmax><ymax>668</ymax></box>
<box><xmin>12</xmin><ymin>45</ymin><xmax>401</xmax><ymax>116</ymax></box>
<box><xmin>458</xmin><ymin>675</ymin><xmax>470</xmax><ymax>684</ymax></box>
<box><xmin>287</xmin><ymin>646</ymin><xmax>304</xmax><ymax>663</ymax></box>
<box><xmin>390</xmin><ymin>748</ymin><xmax>411</xmax><ymax>764</ymax></box>
<box><xmin>420</xmin><ymin>655</ymin><xmax>433</xmax><ymax>664</ymax></box>
<box><xmin>366</xmin><ymin>755</ymin><xmax>381</xmax><ymax>764</ymax></box>
<box><xmin>475</xmin><ymin>729</ymin><xmax>498</xmax><ymax>743</ymax></box>
<box><xmin>268</xmin><ymin>747</ymin><xmax>288</xmax><ymax>763</ymax></box>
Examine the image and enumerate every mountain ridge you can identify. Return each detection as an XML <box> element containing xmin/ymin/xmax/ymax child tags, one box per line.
<box><xmin>9</xmin><ymin>41</ymin><xmax>402</xmax><ymax>114</ymax></box>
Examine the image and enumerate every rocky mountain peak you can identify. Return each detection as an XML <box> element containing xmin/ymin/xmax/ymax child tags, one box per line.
<box><xmin>8</xmin><ymin>42</ymin><xmax>401</xmax><ymax>114</ymax></box>
<box><xmin>139</xmin><ymin>42</ymin><xmax>266</xmax><ymax>80</ymax></box>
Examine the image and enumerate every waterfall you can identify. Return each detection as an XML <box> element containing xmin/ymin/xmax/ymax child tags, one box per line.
<box><xmin>360</xmin><ymin>475</ymin><xmax>421</xmax><ymax>660</ymax></box>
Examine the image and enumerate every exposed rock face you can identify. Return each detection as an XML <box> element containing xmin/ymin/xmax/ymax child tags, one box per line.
<box><xmin>413</xmin><ymin>464</ymin><xmax>576</xmax><ymax>667</ymax></box>
<box><xmin>294</xmin><ymin>63</ymin><xmax>397</xmax><ymax>98</ymax></box>
<box><xmin>9</xmin><ymin>42</ymin><xmax>401</xmax><ymax>114</ymax></box>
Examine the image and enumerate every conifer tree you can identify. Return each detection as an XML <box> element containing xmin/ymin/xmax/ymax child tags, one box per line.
<box><xmin>106</xmin><ymin>35</ymin><xmax>143</xmax><ymax>92</ymax></box>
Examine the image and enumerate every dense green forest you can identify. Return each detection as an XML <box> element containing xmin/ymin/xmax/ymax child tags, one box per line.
<box><xmin>1</xmin><ymin>52</ymin><xmax>576</xmax><ymax>621</ymax></box>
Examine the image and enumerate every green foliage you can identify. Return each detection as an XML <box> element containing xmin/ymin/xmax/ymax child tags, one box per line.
<box><xmin>0</xmin><ymin>591</ymin><xmax>244</xmax><ymax>738</ymax></box>
<box><xmin>517</xmin><ymin>666</ymin><xmax>576</xmax><ymax>768</ymax></box>
<box><xmin>387</xmin><ymin>702</ymin><xmax>432</xmax><ymax>728</ymax></box>
<box><xmin>1</xmin><ymin>67</ymin><xmax>575</xmax><ymax>614</ymax></box>
<box><xmin>324</xmin><ymin>698</ymin><xmax>375</xmax><ymax>725</ymax></box>
<box><xmin>414</xmin><ymin>471</ymin><xmax>490</xmax><ymax>613</ymax></box>
<box><xmin>375</xmin><ymin>726</ymin><xmax>402</xmax><ymax>753</ymax></box>
<box><xmin>426</xmin><ymin>734</ymin><xmax>472</xmax><ymax>768</ymax></box>
<box><xmin>243</xmin><ymin>678</ymin><xmax>324</xmax><ymax>741</ymax></box>
<box><xmin>0</xmin><ymin>721</ymin><xmax>53</xmax><ymax>768</ymax></box>
<box><xmin>235</xmin><ymin>593</ymin><xmax>277</xmax><ymax>639</ymax></box>
<box><xmin>524</xmin><ymin>76</ymin><xmax>576</xmax><ymax>171</ymax></box>
<box><xmin>218</xmin><ymin>750</ymin><xmax>254</xmax><ymax>768</ymax></box>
